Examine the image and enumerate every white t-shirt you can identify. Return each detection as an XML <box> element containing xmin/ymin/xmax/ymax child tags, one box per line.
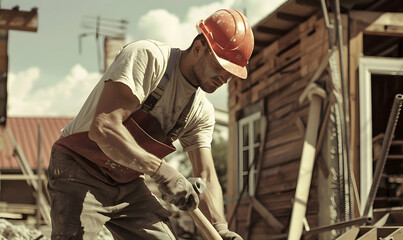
<box><xmin>61</xmin><ymin>40</ymin><xmax>215</xmax><ymax>151</ymax></box>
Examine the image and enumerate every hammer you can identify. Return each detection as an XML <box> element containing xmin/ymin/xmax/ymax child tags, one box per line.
<box><xmin>188</xmin><ymin>178</ymin><xmax>223</xmax><ymax>240</ymax></box>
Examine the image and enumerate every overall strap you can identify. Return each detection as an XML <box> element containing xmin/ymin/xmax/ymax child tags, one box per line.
<box><xmin>167</xmin><ymin>92</ymin><xmax>196</xmax><ymax>140</ymax></box>
<box><xmin>142</xmin><ymin>48</ymin><xmax>180</xmax><ymax>112</ymax></box>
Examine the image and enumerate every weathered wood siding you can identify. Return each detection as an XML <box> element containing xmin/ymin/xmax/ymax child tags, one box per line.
<box><xmin>227</xmin><ymin>13</ymin><xmax>330</xmax><ymax>238</ymax></box>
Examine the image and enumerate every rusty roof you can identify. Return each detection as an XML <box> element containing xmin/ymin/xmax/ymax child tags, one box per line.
<box><xmin>0</xmin><ymin>117</ymin><xmax>72</xmax><ymax>170</ymax></box>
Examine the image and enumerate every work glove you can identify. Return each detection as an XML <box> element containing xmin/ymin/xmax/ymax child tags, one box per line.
<box><xmin>214</xmin><ymin>222</ymin><xmax>243</xmax><ymax>240</ymax></box>
<box><xmin>151</xmin><ymin>161</ymin><xmax>199</xmax><ymax>211</ymax></box>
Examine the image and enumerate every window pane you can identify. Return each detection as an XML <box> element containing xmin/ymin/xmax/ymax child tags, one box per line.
<box><xmin>243</xmin><ymin>150</ymin><xmax>249</xmax><ymax>171</ymax></box>
<box><xmin>243</xmin><ymin>175</ymin><xmax>249</xmax><ymax>192</ymax></box>
<box><xmin>254</xmin><ymin>119</ymin><xmax>261</xmax><ymax>143</ymax></box>
<box><xmin>243</xmin><ymin>124</ymin><xmax>249</xmax><ymax>147</ymax></box>
<box><xmin>253</xmin><ymin>146</ymin><xmax>259</xmax><ymax>166</ymax></box>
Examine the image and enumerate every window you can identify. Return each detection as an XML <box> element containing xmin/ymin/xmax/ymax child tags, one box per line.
<box><xmin>238</xmin><ymin>111</ymin><xmax>261</xmax><ymax>196</ymax></box>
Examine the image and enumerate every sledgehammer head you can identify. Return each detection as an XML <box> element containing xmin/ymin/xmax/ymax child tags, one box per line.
<box><xmin>188</xmin><ymin>177</ymin><xmax>206</xmax><ymax>195</ymax></box>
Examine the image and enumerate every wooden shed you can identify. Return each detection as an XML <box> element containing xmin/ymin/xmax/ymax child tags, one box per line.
<box><xmin>226</xmin><ymin>0</ymin><xmax>403</xmax><ymax>239</ymax></box>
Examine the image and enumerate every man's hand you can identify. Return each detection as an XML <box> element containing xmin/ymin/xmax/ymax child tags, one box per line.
<box><xmin>151</xmin><ymin>161</ymin><xmax>199</xmax><ymax>211</ymax></box>
<box><xmin>214</xmin><ymin>222</ymin><xmax>243</xmax><ymax>240</ymax></box>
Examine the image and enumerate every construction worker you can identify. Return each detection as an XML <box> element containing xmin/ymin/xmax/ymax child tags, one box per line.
<box><xmin>48</xmin><ymin>9</ymin><xmax>254</xmax><ymax>240</ymax></box>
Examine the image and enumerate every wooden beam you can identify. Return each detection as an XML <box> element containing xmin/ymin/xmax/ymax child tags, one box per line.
<box><xmin>0</xmin><ymin>29</ymin><xmax>7</xmax><ymax>126</ymax></box>
<box><xmin>250</xmin><ymin>197</ymin><xmax>284</xmax><ymax>233</ymax></box>
<box><xmin>349</xmin><ymin>11</ymin><xmax>364</xmax><ymax>219</ymax></box>
<box><xmin>350</xmin><ymin>11</ymin><xmax>403</xmax><ymax>37</ymax></box>
<box><xmin>256</xmin><ymin>25</ymin><xmax>288</xmax><ymax>36</ymax></box>
<box><xmin>288</xmin><ymin>85</ymin><xmax>325</xmax><ymax>240</ymax></box>
<box><xmin>386</xmin><ymin>228</ymin><xmax>403</xmax><ymax>239</ymax></box>
<box><xmin>277</xmin><ymin>12</ymin><xmax>308</xmax><ymax>23</ymax></box>
<box><xmin>0</xmin><ymin>174</ymin><xmax>46</xmax><ymax>180</ymax></box>
<box><xmin>335</xmin><ymin>226</ymin><xmax>360</xmax><ymax>240</ymax></box>
<box><xmin>0</xmin><ymin>8</ymin><xmax>38</xmax><ymax>32</ymax></box>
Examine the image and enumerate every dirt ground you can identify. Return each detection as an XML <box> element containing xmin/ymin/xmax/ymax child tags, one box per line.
<box><xmin>0</xmin><ymin>219</ymin><xmax>114</xmax><ymax>240</ymax></box>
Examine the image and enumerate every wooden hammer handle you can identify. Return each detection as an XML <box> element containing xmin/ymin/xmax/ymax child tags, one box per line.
<box><xmin>189</xmin><ymin>208</ymin><xmax>223</xmax><ymax>240</ymax></box>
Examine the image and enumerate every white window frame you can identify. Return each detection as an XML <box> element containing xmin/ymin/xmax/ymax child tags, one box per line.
<box><xmin>358</xmin><ymin>56</ymin><xmax>403</xmax><ymax>214</ymax></box>
<box><xmin>238</xmin><ymin>111</ymin><xmax>261</xmax><ymax>196</ymax></box>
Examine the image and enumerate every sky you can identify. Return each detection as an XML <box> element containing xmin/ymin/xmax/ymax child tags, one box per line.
<box><xmin>3</xmin><ymin>0</ymin><xmax>286</xmax><ymax>117</ymax></box>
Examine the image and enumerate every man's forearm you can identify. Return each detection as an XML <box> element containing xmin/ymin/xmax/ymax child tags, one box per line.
<box><xmin>188</xmin><ymin>148</ymin><xmax>228</xmax><ymax>224</ymax></box>
<box><xmin>199</xmin><ymin>176</ymin><xmax>227</xmax><ymax>224</ymax></box>
<box><xmin>89</xmin><ymin>116</ymin><xmax>162</xmax><ymax>176</ymax></box>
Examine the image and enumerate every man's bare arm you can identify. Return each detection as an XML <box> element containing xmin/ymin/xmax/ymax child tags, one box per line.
<box><xmin>88</xmin><ymin>80</ymin><xmax>162</xmax><ymax>175</ymax></box>
<box><xmin>188</xmin><ymin>148</ymin><xmax>226</xmax><ymax>224</ymax></box>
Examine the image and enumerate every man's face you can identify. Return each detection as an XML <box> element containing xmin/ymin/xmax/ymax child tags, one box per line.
<box><xmin>192</xmin><ymin>46</ymin><xmax>233</xmax><ymax>93</ymax></box>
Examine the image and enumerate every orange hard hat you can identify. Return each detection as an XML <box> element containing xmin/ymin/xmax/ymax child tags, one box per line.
<box><xmin>196</xmin><ymin>9</ymin><xmax>254</xmax><ymax>79</ymax></box>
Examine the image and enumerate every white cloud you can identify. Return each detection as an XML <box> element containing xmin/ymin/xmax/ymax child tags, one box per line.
<box><xmin>136</xmin><ymin>0</ymin><xmax>236</xmax><ymax>49</ymax></box>
<box><xmin>7</xmin><ymin>0</ymin><xmax>285</xmax><ymax>116</ymax></box>
<box><xmin>8</xmin><ymin>67</ymin><xmax>40</xmax><ymax>99</ymax></box>
<box><xmin>135</xmin><ymin>0</ymin><xmax>284</xmax><ymax>49</ymax></box>
<box><xmin>8</xmin><ymin>65</ymin><xmax>101</xmax><ymax>116</ymax></box>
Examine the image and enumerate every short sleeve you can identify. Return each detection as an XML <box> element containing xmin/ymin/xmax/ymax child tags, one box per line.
<box><xmin>179</xmin><ymin>100</ymin><xmax>215</xmax><ymax>152</ymax></box>
<box><xmin>100</xmin><ymin>40</ymin><xmax>167</xmax><ymax>103</ymax></box>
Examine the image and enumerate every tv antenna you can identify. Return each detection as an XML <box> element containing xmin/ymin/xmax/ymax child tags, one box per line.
<box><xmin>79</xmin><ymin>16</ymin><xmax>128</xmax><ymax>73</ymax></box>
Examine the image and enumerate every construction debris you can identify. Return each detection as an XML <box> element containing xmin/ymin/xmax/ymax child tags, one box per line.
<box><xmin>0</xmin><ymin>219</ymin><xmax>114</xmax><ymax>240</ymax></box>
<box><xmin>0</xmin><ymin>219</ymin><xmax>45</xmax><ymax>240</ymax></box>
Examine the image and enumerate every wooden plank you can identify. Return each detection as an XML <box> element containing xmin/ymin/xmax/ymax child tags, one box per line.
<box><xmin>357</xmin><ymin>228</ymin><xmax>377</xmax><ymax>240</ymax></box>
<box><xmin>270</xmin><ymin>102</ymin><xmax>297</xmax><ymax>121</ymax></box>
<box><xmin>245</xmin><ymin>204</ymin><xmax>253</xmax><ymax>240</ymax></box>
<box><xmin>288</xmin><ymin>93</ymin><xmax>324</xmax><ymax>240</ymax></box>
<box><xmin>262</xmin><ymin>140</ymin><xmax>304</xmax><ymax>168</ymax></box>
<box><xmin>268</xmin><ymin>112</ymin><xmax>307</xmax><ymax>141</ymax></box>
<box><xmin>278</xmin><ymin>14</ymin><xmax>317</xmax><ymax>53</ymax></box>
<box><xmin>258</xmin><ymin>64</ymin><xmax>305</xmax><ymax>100</ymax></box>
<box><xmin>259</xmin><ymin>179</ymin><xmax>297</xmax><ymax>195</ymax></box>
<box><xmin>387</xmin><ymin>154</ymin><xmax>403</xmax><ymax>159</ymax></box>
<box><xmin>0</xmin><ymin>174</ymin><xmax>46</xmax><ymax>180</ymax></box>
<box><xmin>6</xmin><ymin>129</ymin><xmax>51</xmax><ymax>226</ymax></box>
<box><xmin>0</xmin><ymin>202</ymin><xmax>36</xmax><ymax>215</ymax></box>
<box><xmin>249</xmin><ymin>41</ymin><xmax>279</xmax><ymax>73</ymax></box>
<box><xmin>349</xmin><ymin>11</ymin><xmax>364</xmax><ymax>219</ymax></box>
<box><xmin>300</xmin><ymin>39</ymin><xmax>330</xmax><ymax>78</ymax></box>
<box><xmin>227</xmin><ymin>117</ymin><xmax>242</xmax><ymax>231</ymax></box>
<box><xmin>0</xmin><ymin>9</ymin><xmax>38</xmax><ymax>32</ymax></box>
<box><xmin>267</xmin><ymin>87</ymin><xmax>305</xmax><ymax>114</ymax></box>
<box><xmin>0</xmin><ymin>30</ymin><xmax>7</xmax><ymax>127</ymax></box>
<box><xmin>335</xmin><ymin>226</ymin><xmax>360</xmax><ymax>240</ymax></box>
<box><xmin>249</xmin><ymin>47</ymin><xmax>278</xmax><ymax>84</ymax></box>
<box><xmin>236</xmin><ymin>202</ymin><xmax>251</xmax><ymax>221</ymax></box>
<box><xmin>390</xmin><ymin>210</ymin><xmax>403</xmax><ymax>223</ymax></box>
<box><xmin>257</xmin><ymin>189</ymin><xmax>318</xmax><ymax>212</ymax></box>
<box><xmin>385</xmin><ymin>228</ymin><xmax>403</xmax><ymax>239</ymax></box>
<box><xmin>359</xmin><ymin>226</ymin><xmax>401</xmax><ymax>238</ymax></box>
<box><xmin>265</xmin><ymin>129</ymin><xmax>302</xmax><ymax>150</ymax></box>
<box><xmin>249</xmin><ymin>14</ymin><xmax>325</xmax><ymax>87</ymax></box>
<box><xmin>350</xmin><ymin>11</ymin><xmax>403</xmax><ymax>36</ymax></box>
<box><xmin>251</xmin><ymin>197</ymin><xmax>284</xmax><ymax>233</ymax></box>
<box><xmin>259</xmin><ymin>161</ymin><xmax>302</xmax><ymax>189</ymax></box>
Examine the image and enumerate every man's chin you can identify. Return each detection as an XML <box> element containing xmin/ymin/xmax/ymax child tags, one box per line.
<box><xmin>201</xmin><ymin>86</ymin><xmax>217</xmax><ymax>94</ymax></box>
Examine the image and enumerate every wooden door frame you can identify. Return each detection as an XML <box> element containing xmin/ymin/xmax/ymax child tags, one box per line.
<box><xmin>358</xmin><ymin>56</ymin><xmax>403</xmax><ymax>214</ymax></box>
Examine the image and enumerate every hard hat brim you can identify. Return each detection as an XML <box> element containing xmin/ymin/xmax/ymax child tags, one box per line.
<box><xmin>212</xmin><ymin>49</ymin><xmax>248</xmax><ymax>79</ymax></box>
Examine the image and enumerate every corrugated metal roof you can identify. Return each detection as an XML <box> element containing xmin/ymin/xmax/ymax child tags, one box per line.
<box><xmin>0</xmin><ymin>117</ymin><xmax>72</xmax><ymax>170</ymax></box>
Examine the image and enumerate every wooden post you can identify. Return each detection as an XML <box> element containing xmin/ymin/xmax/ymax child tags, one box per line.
<box><xmin>36</xmin><ymin>124</ymin><xmax>42</xmax><ymax>228</ymax></box>
<box><xmin>288</xmin><ymin>84</ymin><xmax>326</xmax><ymax>240</ymax></box>
<box><xmin>0</xmin><ymin>29</ymin><xmax>7</xmax><ymax>126</ymax></box>
<box><xmin>0</xmin><ymin>7</ymin><xmax>38</xmax><ymax>124</ymax></box>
